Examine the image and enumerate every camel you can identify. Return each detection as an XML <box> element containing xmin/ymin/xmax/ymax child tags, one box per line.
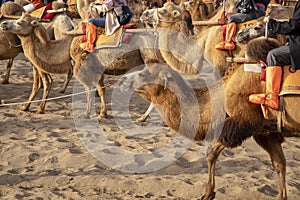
<box><xmin>1</xmin><ymin>10</ymin><xmax>160</xmax><ymax>117</ymax></box>
<box><xmin>118</xmin><ymin>60</ymin><xmax>299</xmax><ymax>200</ymax></box>
<box><xmin>0</xmin><ymin>1</ymin><xmax>74</xmax><ymax>91</ymax></box>
<box><xmin>1</xmin><ymin>13</ymin><xmax>74</xmax><ymax>113</ymax></box>
<box><xmin>0</xmin><ymin>2</ymin><xmax>23</xmax><ymax>84</ymax></box>
<box><xmin>69</xmin><ymin>25</ymin><xmax>160</xmax><ymax>119</ymax></box>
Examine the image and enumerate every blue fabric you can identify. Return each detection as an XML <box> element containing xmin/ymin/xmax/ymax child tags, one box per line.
<box><xmin>1</xmin><ymin>0</ymin><xmax>14</xmax><ymax>6</ymax></box>
<box><xmin>227</xmin><ymin>7</ymin><xmax>265</xmax><ymax>23</ymax></box>
<box><xmin>88</xmin><ymin>18</ymin><xmax>106</xmax><ymax>27</ymax></box>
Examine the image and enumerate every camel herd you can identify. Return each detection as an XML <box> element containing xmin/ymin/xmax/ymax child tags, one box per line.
<box><xmin>0</xmin><ymin>0</ymin><xmax>299</xmax><ymax>200</ymax></box>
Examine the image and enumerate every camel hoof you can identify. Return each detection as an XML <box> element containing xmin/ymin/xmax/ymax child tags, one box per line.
<box><xmin>135</xmin><ymin>115</ymin><xmax>149</xmax><ymax>122</ymax></box>
<box><xmin>35</xmin><ymin>110</ymin><xmax>45</xmax><ymax>114</ymax></box>
<box><xmin>18</xmin><ymin>105</ymin><xmax>29</xmax><ymax>111</ymax></box>
<box><xmin>97</xmin><ymin>112</ymin><xmax>107</xmax><ymax>119</ymax></box>
<box><xmin>1</xmin><ymin>80</ymin><xmax>9</xmax><ymax>84</ymax></box>
<box><xmin>201</xmin><ymin>192</ymin><xmax>215</xmax><ymax>200</ymax></box>
<box><xmin>58</xmin><ymin>88</ymin><xmax>66</xmax><ymax>94</ymax></box>
<box><xmin>79</xmin><ymin>113</ymin><xmax>90</xmax><ymax>119</ymax></box>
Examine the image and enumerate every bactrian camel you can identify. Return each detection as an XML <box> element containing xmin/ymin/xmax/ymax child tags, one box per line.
<box><xmin>0</xmin><ymin>13</ymin><xmax>74</xmax><ymax>113</ymax></box>
<box><xmin>1</xmin><ymin>11</ymin><xmax>160</xmax><ymax>117</ymax></box>
<box><xmin>69</xmin><ymin>24</ymin><xmax>160</xmax><ymax>119</ymax></box>
<box><xmin>118</xmin><ymin>61</ymin><xmax>300</xmax><ymax>200</ymax></box>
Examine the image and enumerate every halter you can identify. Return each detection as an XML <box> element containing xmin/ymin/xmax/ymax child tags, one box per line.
<box><xmin>3</xmin><ymin>31</ymin><xmax>22</xmax><ymax>48</ymax></box>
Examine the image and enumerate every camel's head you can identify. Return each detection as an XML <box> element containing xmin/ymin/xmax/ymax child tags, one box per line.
<box><xmin>118</xmin><ymin>62</ymin><xmax>194</xmax><ymax>103</ymax></box>
<box><xmin>140</xmin><ymin>2</ymin><xmax>184</xmax><ymax>28</ymax></box>
<box><xmin>0</xmin><ymin>12</ymin><xmax>39</xmax><ymax>36</ymax></box>
<box><xmin>236</xmin><ymin>22</ymin><xmax>265</xmax><ymax>43</ymax></box>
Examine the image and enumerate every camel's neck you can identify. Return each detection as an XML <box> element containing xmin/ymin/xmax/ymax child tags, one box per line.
<box><xmin>152</xmin><ymin>83</ymin><xmax>225</xmax><ymax>141</ymax></box>
<box><xmin>19</xmin><ymin>27</ymin><xmax>72</xmax><ymax>74</ymax></box>
<box><xmin>158</xmin><ymin>28</ymin><xmax>203</xmax><ymax>75</ymax></box>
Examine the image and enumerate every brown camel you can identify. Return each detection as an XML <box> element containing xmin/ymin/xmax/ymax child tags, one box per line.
<box><xmin>0</xmin><ymin>2</ymin><xmax>23</xmax><ymax>84</ymax></box>
<box><xmin>118</xmin><ymin>61</ymin><xmax>299</xmax><ymax>200</ymax></box>
<box><xmin>69</xmin><ymin>26</ymin><xmax>160</xmax><ymax>119</ymax></box>
<box><xmin>1</xmin><ymin>13</ymin><xmax>74</xmax><ymax>113</ymax></box>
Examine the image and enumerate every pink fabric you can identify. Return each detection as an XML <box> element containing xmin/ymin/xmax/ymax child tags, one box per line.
<box><xmin>103</xmin><ymin>0</ymin><xmax>127</xmax><ymax>7</ymax></box>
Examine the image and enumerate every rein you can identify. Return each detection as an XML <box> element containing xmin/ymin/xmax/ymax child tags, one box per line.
<box><xmin>3</xmin><ymin>31</ymin><xmax>22</xmax><ymax>48</ymax></box>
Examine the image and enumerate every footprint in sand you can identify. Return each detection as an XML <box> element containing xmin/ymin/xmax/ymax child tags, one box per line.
<box><xmin>258</xmin><ymin>185</ymin><xmax>278</xmax><ymax>197</ymax></box>
<box><xmin>28</xmin><ymin>153</ymin><xmax>39</xmax><ymax>163</ymax></box>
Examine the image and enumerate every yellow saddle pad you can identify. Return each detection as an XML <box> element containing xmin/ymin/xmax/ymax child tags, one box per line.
<box><xmin>238</xmin><ymin>19</ymin><xmax>258</xmax><ymax>30</ymax></box>
<box><xmin>30</xmin><ymin>6</ymin><xmax>46</xmax><ymax>19</ymax></box>
<box><xmin>280</xmin><ymin>66</ymin><xmax>300</xmax><ymax>95</ymax></box>
<box><xmin>95</xmin><ymin>26</ymin><xmax>124</xmax><ymax>49</ymax></box>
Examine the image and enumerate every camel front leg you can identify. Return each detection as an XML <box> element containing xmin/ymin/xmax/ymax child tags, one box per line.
<box><xmin>83</xmin><ymin>85</ymin><xmax>92</xmax><ymax>119</ymax></box>
<box><xmin>202</xmin><ymin>141</ymin><xmax>225</xmax><ymax>200</ymax></box>
<box><xmin>96</xmin><ymin>75</ymin><xmax>107</xmax><ymax>119</ymax></box>
<box><xmin>18</xmin><ymin>67</ymin><xmax>41</xmax><ymax>112</ymax></box>
<box><xmin>136</xmin><ymin>103</ymin><xmax>154</xmax><ymax>122</ymax></box>
<box><xmin>253</xmin><ymin>133</ymin><xmax>287</xmax><ymax>200</ymax></box>
<box><xmin>36</xmin><ymin>72</ymin><xmax>53</xmax><ymax>114</ymax></box>
<box><xmin>2</xmin><ymin>58</ymin><xmax>14</xmax><ymax>84</ymax></box>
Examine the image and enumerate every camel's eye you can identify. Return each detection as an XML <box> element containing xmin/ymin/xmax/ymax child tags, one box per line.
<box><xmin>16</xmin><ymin>21</ymin><xmax>23</xmax><ymax>25</ymax></box>
<box><xmin>158</xmin><ymin>8</ymin><xmax>167</xmax><ymax>15</ymax></box>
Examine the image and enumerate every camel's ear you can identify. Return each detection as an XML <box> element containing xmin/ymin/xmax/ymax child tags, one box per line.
<box><xmin>161</xmin><ymin>71</ymin><xmax>172</xmax><ymax>90</ymax></box>
<box><xmin>31</xmin><ymin>20</ymin><xmax>39</xmax><ymax>27</ymax></box>
<box><xmin>171</xmin><ymin>10</ymin><xmax>181</xmax><ymax>18</ymax></box>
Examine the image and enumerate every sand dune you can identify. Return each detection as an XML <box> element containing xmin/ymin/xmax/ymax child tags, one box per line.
<box><xmin>0</xmin><ymin>54</ymin><xmax>299</xmax><ymax>200</ymax></box>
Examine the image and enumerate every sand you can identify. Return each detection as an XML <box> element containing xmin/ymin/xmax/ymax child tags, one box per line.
<box><xmin>0</xmin><ymin>54</ymin><xmax>299</xmax><ymax>200</ymax></box>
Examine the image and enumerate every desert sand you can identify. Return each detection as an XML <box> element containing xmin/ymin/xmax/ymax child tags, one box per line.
<box><xmin>0</xmin><ymin>53</ymin><xmax>299</xmax><ymax>200</ymax></box>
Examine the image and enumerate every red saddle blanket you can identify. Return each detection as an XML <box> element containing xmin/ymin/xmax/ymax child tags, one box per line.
<box><xmin>30</xmin><ymin>3</ymin><xmax>56</xmax><ymax>21</ymax></box>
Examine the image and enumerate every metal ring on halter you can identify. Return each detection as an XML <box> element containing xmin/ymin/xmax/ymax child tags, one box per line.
<box><xmin>289</xmin><ymin>66</ymin><xmax>296</xmax><ymax>73</ymax></box>
<box><xmin>265</xmin><ymin>21</ymin><xmax>269</xmax><ymax>39</ymax></box>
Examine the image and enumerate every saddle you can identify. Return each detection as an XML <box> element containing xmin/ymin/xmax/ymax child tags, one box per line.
<box><xmin>30</xmin><ymin>2</ymin><xmax>66</xmax><ymax>21</ymax></box>
<box><xmin>280</xmin><ymin>67</ymin><xmax>300</xmax><ymax>95</ymax></box>
<box><xmin>81</xmin><ymin>22</ymin><xmax>136</xmax><ymax>49</ymax></box>
<box><xmin>270</xmin><ymin>66</ymin><xmax>300</xmax><ymax>132</ymax></box>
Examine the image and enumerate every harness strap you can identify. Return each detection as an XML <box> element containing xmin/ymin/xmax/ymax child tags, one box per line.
<box><xmin>277</xmin><ymin>96</ymin><xmax>284</xmax><ymax>132</ymax></box>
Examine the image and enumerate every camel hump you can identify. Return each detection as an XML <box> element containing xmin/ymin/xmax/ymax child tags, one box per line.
<box><xmin>280</xmin><ymin>67</ymin><xmax>300</xmax><ymax>95</ymax></box>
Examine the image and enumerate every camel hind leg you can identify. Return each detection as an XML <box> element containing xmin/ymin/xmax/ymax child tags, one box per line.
<box><xmin>18</xmin><ymin>67</ymin><xmax>42</xmax><ymax>112</ymax></box>
<box><xmin>2</xmin><ymin>58</ymin><xmax>14</xmax><ymax>84</ymax></box>
<box><xmin>59</xmin><ymin>66</ymin><xmax>73</xmax><ymax>94</ymax></box>
<box><xmin>253</xmin><ymin>132</ymin><xmax>287</xmax><ymax>200</ymax></box>
<box><xmin>36</xmin><ymin>71</ymin><xmax>53</xmax><ymax>114</ymax></box>
<box><xmin>96</xmin><ymin>75</ymin><xmax>107</xmax><ymax>119</ymax></box>
<box><xmin>201</xmin><ymin>141</ymin><xmax>225</xmax><ymax>200</ymax></box>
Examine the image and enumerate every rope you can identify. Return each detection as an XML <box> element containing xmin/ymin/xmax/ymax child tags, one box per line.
<box><xmin>0</xmin><ymin>83</ymin><xmax>116</xmax><ymax>107</ymax></box>
<box><xmin>3</xmin><ymin>31</ymin><xmax>22</xmax><ymax>48</ymax></box>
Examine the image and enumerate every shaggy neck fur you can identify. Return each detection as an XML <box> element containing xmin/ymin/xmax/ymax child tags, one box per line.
<box><xmin>158</xmin><ymin>21</ymin><xmax>202</xmax><ymax>75</ymax></box>
<box><xmin>141</xmin><ymin>82</ymin><xmax>225</xmax><ymax>141</ymax></box>
<box><xmin>19</xmin><ymin>24</ymin><xmax>72</xmax><ymax>74</ymax></box>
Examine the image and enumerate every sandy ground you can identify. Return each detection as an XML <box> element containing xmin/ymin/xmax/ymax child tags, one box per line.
<box><xmin>0</xmin><ymin>54</ymin><xmax>299</xmax><ymax>200</ymax></box>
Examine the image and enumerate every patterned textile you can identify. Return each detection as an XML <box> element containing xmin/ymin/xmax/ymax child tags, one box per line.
<box><xmin>103</xmin><ymin>0</ymin><xmax>127</xmax><ymax>7</ymax></box>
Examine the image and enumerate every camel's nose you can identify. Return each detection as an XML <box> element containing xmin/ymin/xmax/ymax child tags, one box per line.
<box><xmin>0</xmin><ymin>21</ymin><xmax>8</xmax><ymax>31</ymax></box>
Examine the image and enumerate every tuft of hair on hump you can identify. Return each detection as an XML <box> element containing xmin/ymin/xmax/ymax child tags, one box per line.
<box><xmin>246</xmin><ymin>37</ymin><xmax>281</xmax><ymax>63</ymax></box>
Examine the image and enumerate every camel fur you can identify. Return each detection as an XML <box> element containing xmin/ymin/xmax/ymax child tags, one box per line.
<box><xmin>119</xmin><ymin>62</ymin><xmax>300</xmax><ymax>200</ymax></box>
<box><xmin>0</xmin><ymin>2</ymin><xmax>23</xmax><ymax>84</ymax></box>
<box><xmin>69</xmin><ymin>26</ymin><xmax>160</xmax><ymax>119</ymax></box>
<box><xmin>1</xmin><ymin>13</ymin><xmax>74</xmax><ymax>113</ymax></box>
